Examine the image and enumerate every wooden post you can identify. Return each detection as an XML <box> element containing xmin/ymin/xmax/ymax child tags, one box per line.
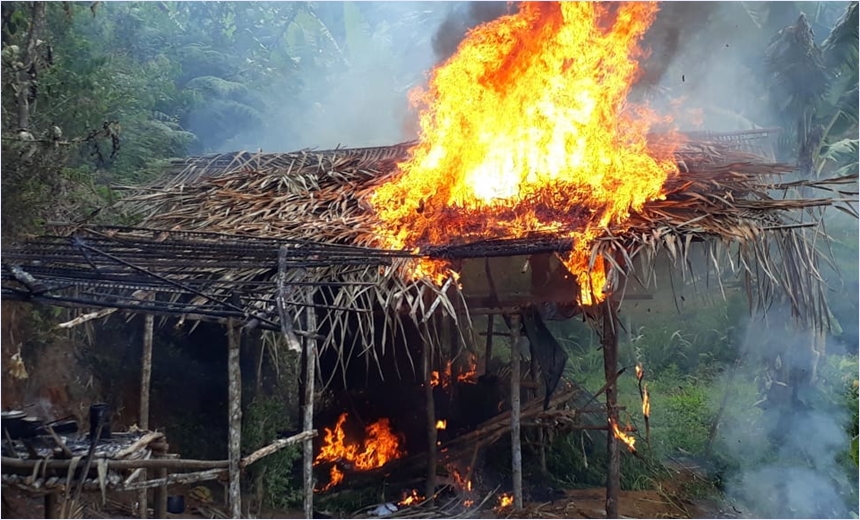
<box><xmin>227</xmin><ymin>320</ymin><xmax>242</xmax><ymax>519</ymax></box>
<box><xmin>302</xmin><ymin>299</ymin><xmax>317</xmax><ymax>520</ymax></box>
<box><xmin>44</xmin><ymin>492</ymin><xmax>61</xmax><ymax>519</ymax></box>
<box><xmin>509</xmin><ymin>313</ymin><xmax>523</xmax><ymax>511</ymax></box>
<box><xmin>139</xmin><ymin>311</ymin><xmax>154</xmax><ymax>518</ymax></box>
<box><xmin>530</xmin><ymin>352</ymin><xmax>547</xmax><ymax>474</ymax></box>
<box><xmin>484</xmin><ymin>315</ymin><xmax>494</xmax><ymax>373</ymax></box>
<box><xmin>424</xmin><ymin>338</ymin><xmax>437</xmax><ymax>502</ymax></box>
<box><xmin>601</xmin><ymin>301</ymin><xmax>620</xmax><ymax>519</ymax></box>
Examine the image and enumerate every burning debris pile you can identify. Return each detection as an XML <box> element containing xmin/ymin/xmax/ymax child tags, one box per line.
<box><xmin>314</xmin><ymin>413</ymin><xmax>405</xmax><ymax>491</ymax></box>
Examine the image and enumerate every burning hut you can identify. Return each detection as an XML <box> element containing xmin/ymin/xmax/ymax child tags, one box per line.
<box><xmin>2</xmin><ymin>2</ymin><xmax>856</xmax><ymax>519</ymax></box>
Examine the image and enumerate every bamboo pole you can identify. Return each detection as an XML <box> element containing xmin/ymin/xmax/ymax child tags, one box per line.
<box><xmin>509</xmin><ymin>313</ymin><xmax>523</xmax><ymax>511</ymax></box>
<box><xmin>424</xmin><ymin>338</ymin><xmax>437</xmax><ymax>503</ymax></box>
<box><xmin>302</xmin><ymin>298</ymin><xmax>317</xmax><ymax>520</ymax></box>
<box><xmin>139</xmin><ymin>310</ymin><xmax>153</xmax><ymax>519</ymax></box>
<box><xmin>601</xmin><ymin>301</ymin><xmax>620</xmax><ymax>519</ymax></box>
<box><xmin>227</xmin><ymin>319</ymin><xmax>242</xmax><ymax>519</ymax></box>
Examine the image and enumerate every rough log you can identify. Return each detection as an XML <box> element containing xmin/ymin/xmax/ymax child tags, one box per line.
<box><xmin>115</xmin><ymin>433</ymin><xmax>163</xmax><ymax>459</ymax></box>
<box><xmin>241</xmin><ymin>430</ymin><xmax>316</xmax><ymax>469</ymax></box>
<box><xmin>123</xmin><ymin>468</ymin><xmax>226</xmax><ymax>492</ymax></box>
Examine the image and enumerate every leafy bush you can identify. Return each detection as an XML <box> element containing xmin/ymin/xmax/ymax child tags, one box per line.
<box><xmin>243</xmin><ymin>396</ymin><xmax>303</xmax><ymax>511</ymax></box>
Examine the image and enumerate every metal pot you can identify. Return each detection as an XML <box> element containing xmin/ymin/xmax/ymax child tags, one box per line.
<box><xmin>89</xmin><ymin>403</ymin><xmax>111</xmax><ymax>440</ymax></box>
<box><xmin>167</xmin><ymin>495</ymin><xmax>185</xmax><ymax>514</ymax></box>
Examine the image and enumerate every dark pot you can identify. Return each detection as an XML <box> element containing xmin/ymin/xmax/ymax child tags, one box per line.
<box><xmin>167</xmin><ymin>495</ymin><xmax>185</xmax><ymax>514</ymax></box>
<box><xmin>2</xmin><ymin>411</ymin><xmax>26</xmax><ymax>440</ymax></box>
<box><xmin>88</xmin><ymin>403</ymin><xmax>111</xmax><ymax>440</ymax></box>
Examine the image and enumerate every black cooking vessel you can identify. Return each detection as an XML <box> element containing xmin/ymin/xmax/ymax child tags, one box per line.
<box><xmin>167</xmin><ymin>495</ymin><xmax>185</xmax><ymax>514</ymax></box>
<box><xmin>89</xmin><ymin>403</ymin><xmax>111</xmax><ymax>440</ymax></box>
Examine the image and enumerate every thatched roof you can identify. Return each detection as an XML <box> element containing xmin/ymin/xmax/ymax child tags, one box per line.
<box><xmin>2</xmin><ymin>130</ymin><xmax>856</xmax><ymax>378</ymax></box>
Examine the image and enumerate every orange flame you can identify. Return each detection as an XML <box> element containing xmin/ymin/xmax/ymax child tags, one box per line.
<box><xmin>430</xmin><ymin>370</ymin><xmax>440</xmax><ymax>387</ymax></box>
<box><xmin>399</xmin><ymin>489</ymin><xmax>423</xmax><ymax>506</ymax></box>
<box><xmin>370</xmin><ymin>2</ymin><xmax>680</xmax><ymax>304</ymax></box>
<box><xmin>609</xmin><ymin>418</ymin><xmax>636</xmax><ymax>453</ymax></box>
<box><xmin>635</xmin><ymin>363</ymin><xmax>644</xmax><ymax>381</ymax></box>
<box><xmin>436</xmin><ymin>419</ymin><xmax>447</xmax><ymax>430</ymax></box>
<box><xmin>449</xmin><ymin>466</ymin><xmax>473</xmax><ymax>493</ymax></box>
<box><xmin>642</xmin><ymin>383</ymin><xmax>650</xmax><ymax>418</ymax></box>
<box><xmin>313</xmin><ymin>413</ymin><xmax>404</xmax><ymax>490</ymax></box>
<box><xmin>457</xmin><ymin>352</ymin><xmax>478</xmax><ymax>384</ymax></box>
<box><xmin>498</xmin><ymin>493</ymin><xmax>514</xmax><ymax>509</ymax></box>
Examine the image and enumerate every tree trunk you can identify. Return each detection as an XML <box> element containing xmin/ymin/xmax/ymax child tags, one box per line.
<box><xmin>509</xmin><ymin>313</ymin><xmax>523</xmax><ymax>511</ymax></box>
<box><xmin>16</xmin><ymin>2</ymin><xmax>45</xmax><ymax>132</ymax></box>
<box><xmin>227</xmin><ymin>320</ymin><xmax>242</xmax><ymax>519</ymax></box>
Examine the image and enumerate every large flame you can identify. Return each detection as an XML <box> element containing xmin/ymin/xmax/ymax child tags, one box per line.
<box><xmin>370</xmin><ymin>2</ymin><xmax>679</xmax><ymax>304</ymax></box>
<box><xmin>314</xmin><ymin>413</ymin><xmax>404</xmax><ymax>490</ymax></box>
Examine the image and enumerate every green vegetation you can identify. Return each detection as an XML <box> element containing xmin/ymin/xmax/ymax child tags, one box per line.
<box><xmin>244</xmin><ymin>396</ymin><xmax>303</xmax><ymax>511</ymax></box>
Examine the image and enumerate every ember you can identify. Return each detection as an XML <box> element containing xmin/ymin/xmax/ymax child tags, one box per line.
<box><xmin>370</xmin><ymin>2</ymin><xmax>681</xmax><ymax>304</ymax></box>
<box><xmin>313</xmin><ymin>413</ymin><xmax>404</xmax><ymax>490</ymax></box>
<box><xmin>399</xmin><ymin>489</ymin><xmax>423</xmax><ymax>506</ymax></box>
<box><xmin>430</xmin><ymin>362</ymin><xmax>453</xmax><ymax>388</ymax></box>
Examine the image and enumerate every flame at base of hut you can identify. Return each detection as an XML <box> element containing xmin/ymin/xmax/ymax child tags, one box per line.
<box><xmin>313</xmin><ymin>412</ymin><xmax>405</xmax><ymax>491</ymax></box>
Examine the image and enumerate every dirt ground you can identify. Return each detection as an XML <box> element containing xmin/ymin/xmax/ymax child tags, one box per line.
<box><xmin>1</xmin><ymin>483</ymin><xmax>734</xmax><ymax>519</ymax></box>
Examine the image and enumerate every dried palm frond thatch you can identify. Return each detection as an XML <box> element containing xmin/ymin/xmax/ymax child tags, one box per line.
<box><xmin>3</xmin><ymin>130</ymin><xmax>856</xmax><ymax>381</ymax></box>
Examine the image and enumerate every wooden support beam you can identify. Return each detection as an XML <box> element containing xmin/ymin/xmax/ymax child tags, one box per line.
<box><xmin>44</xmin><ymin>492</ymin><xmax>61</xmax><ymax>519</ymax></box>
<box><xmin>484</xmin><ymin>315</ymin><xmax>494</xmax><ymax>374</ymax></box>
<box><xmin>424</xmin><ymin>339</ymin><xmax>437</xmax><ymax>503</ymax></box>
<box><xmin>509</xmin><ymin>313</ymin><xmax>523</xmax><ymax>511</ymax></box>
<box><xmin>153</xmin><ymin>468</ymin><xmax>167</xmax><ymax>518</ymax></box>
<box><xmin>139</xmin><ymin>310</ymin><xmax>154</xmax><ymax>519</ymax></box>
<box><xmin>302</xmin><ymin>300</ymin><xmax>317</xmax><ymax>520</ymax></box>
<box><xmin>601</xmin><ymin>301</ymin><xmax>620</xmax><ymax>519</ymax></box>
<box><xmin>227</xmin><ymin>320</ymin><xmax>242</xmax><ymax>519</ymax></box>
